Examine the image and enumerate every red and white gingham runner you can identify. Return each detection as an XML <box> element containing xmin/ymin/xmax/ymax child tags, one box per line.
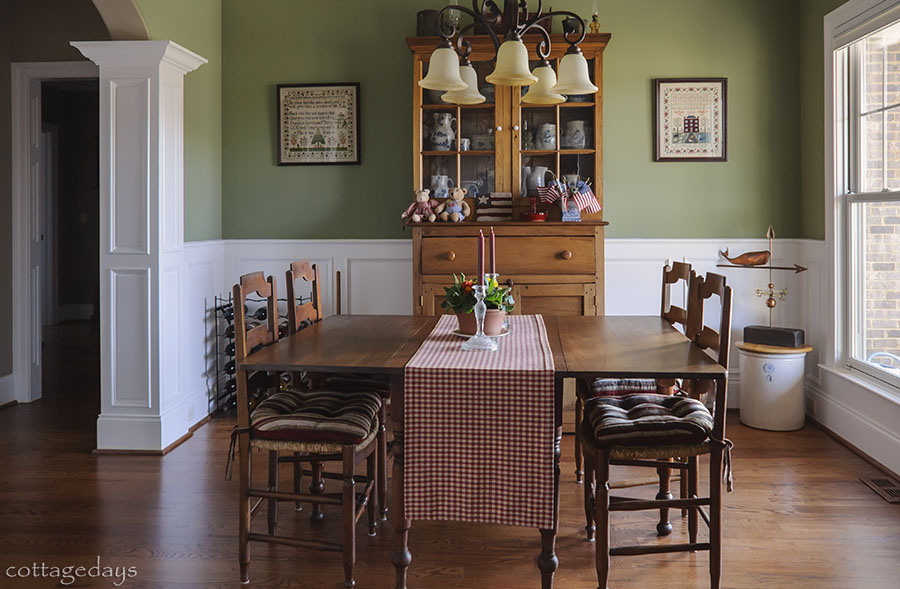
<box><xmin>404</xmin><ymin>314</ymin><xmax>555</xmax><ymax>529</ymax></box>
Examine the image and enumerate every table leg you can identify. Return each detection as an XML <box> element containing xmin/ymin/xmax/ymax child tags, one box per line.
<box><xmin>538</xmin><ymin>376</ymin><xmax>564</xmax><ymax>589</ymax></box>
<box><xmin>390</xmin><ymin>374</ymin><xmax>411</xmax><ymax>589</ymax></box>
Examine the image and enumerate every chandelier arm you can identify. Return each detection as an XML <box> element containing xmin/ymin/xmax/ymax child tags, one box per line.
<box><xmin>435</xmin><ymin>4</ymin><xmax>501</xmax><ymax>51</ymax></box>
<box><xmin>455</xmin><ymin>23</ymin><xmax>477</xmax><ymax>61</ymax></box>
<box><xmin>524</xmin><ymin>10</ymin><xmax>587</xmax><ymax>48</ymax></box>
<box><xmin>516</xmin><ymin>0</ymin><xmax>544</xmax><ymax>35</ymax></box>
<box><xmin>533</xmin><ymin>26</ymin><xmax>552</xmax><ymax>61</ymax></box>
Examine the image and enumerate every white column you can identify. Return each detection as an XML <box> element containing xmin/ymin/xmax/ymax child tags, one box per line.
<box><xmin>71</xmin><ymin>41</ymin><xmax>206</xmax><ymax>450</ymax></box>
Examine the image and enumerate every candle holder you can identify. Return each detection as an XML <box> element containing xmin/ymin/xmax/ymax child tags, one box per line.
<box><xmin>461</xmin><ymin>284</ymin><xmax>499</xmax><ymax>352</ymax></box>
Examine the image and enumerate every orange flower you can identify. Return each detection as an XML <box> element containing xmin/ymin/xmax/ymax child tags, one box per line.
<box><xmin>463</xmin><ymin>280</ymin><xmax>474</xmax><ymax>293</ymax></box>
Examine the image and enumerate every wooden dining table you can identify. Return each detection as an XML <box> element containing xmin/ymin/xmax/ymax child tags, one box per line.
<box><xmin>239</xmin><ymin>314</ymin><xmax>727</xmax><ymax>589</ymax></box>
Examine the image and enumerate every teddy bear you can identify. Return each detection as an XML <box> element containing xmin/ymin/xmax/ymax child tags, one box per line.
<box><xmin>401</xmin><ymin>188</ymin><xmax>439</xmax><ymax>227</ymax></box>
<box><xmin>435</xmin><ymin>186</ymin><xmax>471</xmax><ymax>222</ymax></box>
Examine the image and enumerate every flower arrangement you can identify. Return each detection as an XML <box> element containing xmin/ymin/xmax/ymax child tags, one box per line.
<box><xmin>441</xmin><ymin>273</ymin><xmax>515</xmax><ymax>314</ymax></box>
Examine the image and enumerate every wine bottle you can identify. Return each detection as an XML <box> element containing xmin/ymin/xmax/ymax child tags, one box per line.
<box><xmin>278</xmin><ymin>321</ymin><xmax>289</xmax><ymax>338</ymax></box>
<box><xmin>224</xmin><ymin>360</ymin><xmax>236</xmax><ymax>375</ymax></box>
<box><xmin>223</xmin><ymin>306</ymin><xmax>234</xmax><ymax>321</ymax></box>
<box><xmin>225</xmin><ymin>342</ymin><xmax>236</xmax><ymax>356</ymax></box>
<box><xmin>247</xmin><ymin>371</ymin><xmax>272</xmax><ymax>394</ymax></box>
<box><xmin>252</xmin><ymin>307</ymin><xmax>267</xmax><ymax>321</ymax></box>
<box><xmin>224</xmin><ymin>378</ymin><xmax>237</xmax><ymax>394</ymax></box>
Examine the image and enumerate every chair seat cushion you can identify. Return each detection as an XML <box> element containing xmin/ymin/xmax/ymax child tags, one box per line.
<box><xmin>584</xmin><ymin>393</ymin><xmax>713</xmax><ymax>448</ymax></box>
<box><xmin>251</xmin><ymin>390</ymin><xmax>382</xmax><ymax>444</ymax></box>
<box><xmin>584</xmin><ymin>378</ymin><xmax>659</xmax><ymax>398</ymax></box>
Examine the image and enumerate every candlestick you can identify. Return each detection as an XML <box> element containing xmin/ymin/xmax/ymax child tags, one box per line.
<box><xmin>477</xmin><ymin>229</ymin><xmax>485</xmax><ymax>285</ymax></box>
<box><xmin>489</xmin><ymin>227</ymin><xmax>496</xmax><ymax>275</ymax></box>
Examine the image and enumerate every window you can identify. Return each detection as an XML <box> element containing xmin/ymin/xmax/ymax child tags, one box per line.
<box><xmin>838</xmin><ymin>18</ymin><xmax>900</xmax><ymax>388</ymax></box>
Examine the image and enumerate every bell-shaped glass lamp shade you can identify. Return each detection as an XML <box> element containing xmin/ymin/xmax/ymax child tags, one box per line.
<box><xmin>522</xmin><ymin>64</ymin><xmax>565</xmax><ymax>105</ymax></box>
<box><xmin>486</xmin><ymin>39</ymin><xmax>538</xmax><ymax>86</ymax></box>
<box><xmin>419</xmin><ymin>46</ymin><xmax>468</xmax><ymax>91</ymax></box>
<box><xmin>441</xmin><ymin>63</ymin><xmax>486</xmax><ymax>105</ymax></box>
<box><xmin>551</xmin><ymin>50</ymin><xmax>598</xmax><ymax>95</ymax></box>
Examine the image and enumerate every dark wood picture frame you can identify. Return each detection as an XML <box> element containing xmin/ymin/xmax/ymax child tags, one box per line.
<box><xmin>653</xmin><ymin>78</ymin><xmax>727</xmax><ymax>162</ymax></box>
<box><xmin>276</xmin><ymin>82</ymin><xmax>361</xmax><ymax>166</ymax></box>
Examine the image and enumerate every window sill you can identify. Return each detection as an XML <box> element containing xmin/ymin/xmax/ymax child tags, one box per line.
<box><xmin>817</xmin><ymin>363</ymin><xmax>900</xmax><ymax>405</ymax></box>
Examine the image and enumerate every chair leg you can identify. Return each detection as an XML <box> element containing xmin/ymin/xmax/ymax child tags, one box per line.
<box><xmin>688</xmin><ymin>455</ymin><xmax>698</xmax><ymax>545</ymax></box>
<box><xmin>366</xmin><ymin>452</ymin><xmax>377</xmax><ymax>537</ymax></box>
<box><xmin>342</xmin><ymin>446</ymin><xmax>357</xmax><ymax>588</ymax></box>
<box><xmin>267</xmin><ymin>450</ymin><xmax>278</xmax><ymax>535</ymax></box>
<box><xmin>582</xmin><ymin>442</ymin><xmax>595</xmax><ymax>541</ymax></box>
<box><xmin>709</xmin><ymin>447</ymin><xmax>723</xmax><ymax>589</ymax></box>
<box><xmin>310</xmin><ymin>461</ymin><xmax>325</xmax><ymax>521</ymax></box>
<box><xmin>680</xmin><ymin>457</ymin><xmax>689</xmax><ymax>517</ymax></box>
<box><xmin>656</xmin><ymin>458</ymin><xmax>673</xmax><ymax>536</ymax></box>
<box><xmin>574</xmin><ymin>397</ymin><xmax>584</xmax><ymax>483</ymax></box>
<box><xmin>594</xmin><ymin>449</ymin><xmax>610</xmax><ymax>589</ymax></box>
<box><xmin>293</xmin><ymin>452</ymin><xmax>303</xmax><ymax>511</ymax></box>
<box><xmin>377</xmin><ymin>404</ymin><xmax>389</xmax><ymax>521</ymax></box>
<box><xmin>238</xmin><ymin>436</ymin><xmax>251</xmax><ymax>584</ymax></box>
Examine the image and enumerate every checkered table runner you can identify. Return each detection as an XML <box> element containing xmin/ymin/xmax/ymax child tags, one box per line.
<box><xmin>404</xmin><ymin>314</ymin><xmax>555</xmax><ymax>529</ymax></box>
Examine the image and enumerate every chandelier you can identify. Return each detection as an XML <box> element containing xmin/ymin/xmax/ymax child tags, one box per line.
<box><xmin>420</xmin><ymin>0</ymin><xmax>598</xmax><ymax>106</ymax></box>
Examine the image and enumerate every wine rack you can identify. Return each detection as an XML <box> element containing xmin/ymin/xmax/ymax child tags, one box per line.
<box><xmin>213</xmin><ymin>293</ymin><xmax>311</xmax><ymax>414</ymax></box>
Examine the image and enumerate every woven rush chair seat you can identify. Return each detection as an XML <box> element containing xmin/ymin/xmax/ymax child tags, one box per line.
<box><xmin>580</xmin><ymin>377</ymin><xmax>659</xmax><ymax>399</ymax></box>
<box><xmin>584</xmin><ymin>393</ymin><xmax>713</xmax><ymax>448</ymax></box>
<box><xmin>251</xmin><ymin>390</ymin><xmax>382</xmax><ymax>444</ymax></box>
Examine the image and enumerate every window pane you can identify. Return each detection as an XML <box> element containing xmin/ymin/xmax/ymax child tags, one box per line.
<box><xmin>862</xmin><ymin>112</ymin><xmax>884</xmax><ymax>192</ymax></box>
<box><xmin>864</xmin><ymin>34</ymin><xmax>884</xmax><ymax>112</ymax></box>
<box><xmin>888</xmin><ymin>30</ymin><xmax>900</xmax><ymax>107</ymax></box>
<box><xmin>889</xmin><ymin>107</ymin><xmax>900</xmax><ymax>190</ymax></box>
<box><xmin>852</xmin><ymin>202</ymin><xmax>900</xmax><ymax>379</ymax></box>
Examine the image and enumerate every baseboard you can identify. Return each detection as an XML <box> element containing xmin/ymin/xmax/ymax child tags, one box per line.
<box><xmin>96</xmin><ymin>414</ymin><xmax>163</xmax><ymax>451</ymax></box>
<box><xmin>806</xmin><ymin>374</ymin><xmax>900</xmax><ymax>476</ymax></box>
<box><xmin>806</xmin><ymin>417</ymin><xmax>900</xmax><ymax>481</ymax></box>
<box><xmin>0</xmin><ymin>400</ymin><xmax>18</xmax><ymax>412</ymax></box>
<box><xmin>0</xmin><ymin>374</ymin><xmax>15</xmax><ymax>406</ymax></box>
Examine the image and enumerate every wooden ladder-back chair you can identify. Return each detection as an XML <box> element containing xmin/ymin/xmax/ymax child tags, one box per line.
<box><xmin>574</xmin><ymin>261</ymin><xmax>697</xmax><ymax>482</ymax></box>
<box><xmin>229</xmin><ymin>270</ymin><xmax>381</xmax><ymax>587</ymax></box>
<box><xmin>285</xmin><ymin>260</ymin><xmax>390</xmax><ymax>523</ymax></box>
<box><xmin>580</xmin><ymin>270</ymin><xmax>733</xmax><ymax>589</ymax></box>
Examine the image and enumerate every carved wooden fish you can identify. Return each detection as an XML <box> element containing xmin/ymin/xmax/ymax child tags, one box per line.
<box><xmin>719</xmin><ymin>249</ymin><xmax>770</xmax><ymax>267</ymax></box>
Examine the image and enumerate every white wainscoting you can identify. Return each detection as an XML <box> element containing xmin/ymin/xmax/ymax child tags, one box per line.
<box><xmin>167</xmin><ymin>236</ymin><xmax>899</xmax><ymax>474</ymax></box>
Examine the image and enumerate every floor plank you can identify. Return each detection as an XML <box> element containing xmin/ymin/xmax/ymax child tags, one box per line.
<box><xmin>1</xmin><ymin>323</ymin><xmax>899</xmax><ymax>587</ymax></box>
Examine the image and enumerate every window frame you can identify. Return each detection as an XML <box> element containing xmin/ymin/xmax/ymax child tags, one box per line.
<box><xmin>837</xmin><ymin>20</ymin><xmax>900</xmax><ymax>391</ymax></box>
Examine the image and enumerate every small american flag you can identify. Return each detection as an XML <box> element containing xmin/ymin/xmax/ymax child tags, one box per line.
<box><xmin>571</xmin><ymin>181</ymin><xmax>601</xmax><ymax>214</ymax></box>
<box><xmin>537</xmin><ymin>180</ymin><xmax>566</xmax><ymax>204</ymax></box>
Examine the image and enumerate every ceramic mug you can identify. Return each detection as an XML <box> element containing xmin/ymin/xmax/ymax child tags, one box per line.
<box><xmin>459</xmin><ymin>138</ymin><xmax>470</xmax><ymax>151</ymax></box>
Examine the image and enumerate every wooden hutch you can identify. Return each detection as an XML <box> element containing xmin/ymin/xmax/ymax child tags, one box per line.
<box><xmin>406</xmin><ymin>33</ymin><xmax>610</xmax><ymax>318</ymax></box>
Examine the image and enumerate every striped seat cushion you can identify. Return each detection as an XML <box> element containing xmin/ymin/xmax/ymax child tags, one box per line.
<box><xmin>584</xmin><ymin>393</ymin><xmax>713</xmax><ymax>447</ymax></box>
<box><xmin>585</xmin><ymin>378</ymin><xmax>659</xmax><ymax>398</ymax></box>
<box><xmin>250</xmin><ymin>390</ymin><xmax>382</xmax><ymax>444</ymax></box>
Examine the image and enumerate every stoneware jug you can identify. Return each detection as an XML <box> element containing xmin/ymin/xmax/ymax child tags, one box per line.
<box><xmin>562</xmin><ymin>120</ymin><xmax>588</xmax><ymax>149</ymax></box>
<box><xmin>430</xmin><ymin>175</ymin><xmax>455</xmax><ymax>199</ymax></box>
<box><xmin>431</xmin><ymin>112</ymin><xmax>456</xmax><ymax>151</ymax></box>
<box><xmin>536</xmin><ymin>123</ymin><xmax>556</xmax><ymax>150</ymax></box>
<box><xmin>525</xmin><ymin>166</ymin><xmax>552</xmax><ymax>193</ymax></box>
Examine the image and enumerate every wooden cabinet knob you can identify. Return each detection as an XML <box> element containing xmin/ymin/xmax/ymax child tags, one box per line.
<box><xmin>444</xmin><ymin>250</ymin><xmax>456</xmax><ymax>261</ymax></box>
<box><xmin>506</xmin><ymin>278</ymin><xmax>515</xmax><ymax>287</ymax></box>
<box><xmin>560</xmin><ymin>250</ymin><xmax>573</xmax><ymax>260</ymax></box>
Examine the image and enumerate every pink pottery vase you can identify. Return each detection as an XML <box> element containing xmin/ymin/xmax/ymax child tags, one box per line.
<box><xmin>456</xmin><ymin>309</ymin><xmax>506</xmax><ymax>336</ymax></box>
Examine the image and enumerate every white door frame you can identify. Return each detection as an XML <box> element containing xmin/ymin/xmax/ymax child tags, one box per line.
<box><xmin>11</xmin><ymin>61</ymin><xmax>99</xmax><ymax>403</ymax></box>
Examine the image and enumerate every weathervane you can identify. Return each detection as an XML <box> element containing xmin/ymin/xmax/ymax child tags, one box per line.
<box><xmin>717</xmin><ymin>225</ymin><xmax>807</xmax><ymax>327</ymax></box>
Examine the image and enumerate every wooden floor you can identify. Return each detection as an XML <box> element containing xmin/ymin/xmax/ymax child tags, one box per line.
<box><xmin>1</xmin><ymin>324</ymin><xmax>899</xmax><ymax>588</ymax></box>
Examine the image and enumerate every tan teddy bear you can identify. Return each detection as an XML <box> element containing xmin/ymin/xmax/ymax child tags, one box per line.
<box><xmin>435</xmin><ymin>186</ymin><xmax>471</xmax><ymax>222</ymax></box>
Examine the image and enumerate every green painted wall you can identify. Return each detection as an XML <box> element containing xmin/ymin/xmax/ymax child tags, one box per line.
<box><xmin>801</xmin><ymin>0</ymin><xmax>847</xmax><ymax>240</ymax></box>
<box><xmin>221</xmin><ymin>0</ymin><xmax>822</xmax><ymax>239</ymax></box>
<box><xmin>135</xmin><ymin>0</ymin><xmax>223</xmax><ymax>241</ymax></box>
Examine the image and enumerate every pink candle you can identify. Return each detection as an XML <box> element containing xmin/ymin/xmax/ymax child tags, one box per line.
<box><xmin>477</xmin><ymin>230</ymin><xmax>485</xmax><ymax>284</ymax></box>
<box><xmin>489</xmin><ymin>227</ymin><xmax>496</xmax><ymax>274</ymax></box>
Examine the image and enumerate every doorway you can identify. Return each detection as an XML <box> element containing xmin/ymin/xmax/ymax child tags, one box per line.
<box><xmin>38</xmin><ymin>80</ymin><xmax>101</xmax><ymax>412</ymax></box>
